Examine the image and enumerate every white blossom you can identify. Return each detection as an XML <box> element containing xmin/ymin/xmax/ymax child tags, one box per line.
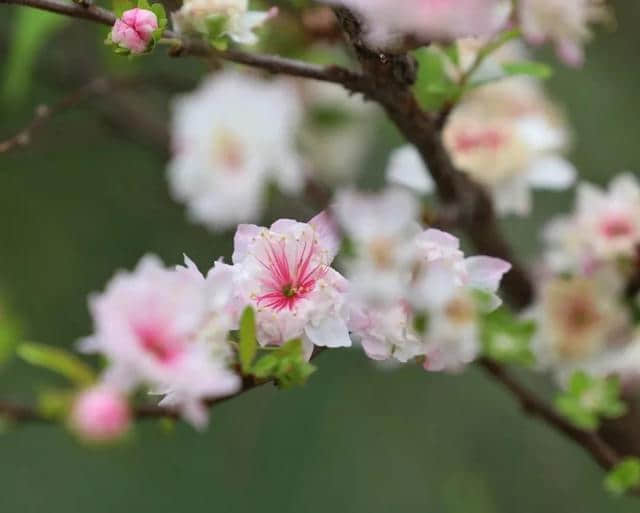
<box><xmin>168</xmin><ymin>71</ymin><xmax>304</xmax><ymax>230</ymax></box>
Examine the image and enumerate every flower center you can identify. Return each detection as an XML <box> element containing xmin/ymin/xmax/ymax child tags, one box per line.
<box><xmin>256</xmin><ymin>238</ymin><xmax>326</xmax><ymax>312</ymax></box>
<box><xmin>135</xmin><ymin>324</ymin><xmax>183</xmax><ymax>364</ymax></box>
<box><xmin>601</xmin><ymin>214</ymin><xmax>633</xmax><ymax>239</ymax></box>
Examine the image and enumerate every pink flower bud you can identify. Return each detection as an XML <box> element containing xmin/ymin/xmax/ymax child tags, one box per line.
<box><xmin>111</xmin><ymin>8</ymin><xmax>159</xmax><ymax>54</ymax></box>
<box><xmin>69</xmin><ymin>386</ymin><xmax>131</xmax><ymax>442</ymax></box>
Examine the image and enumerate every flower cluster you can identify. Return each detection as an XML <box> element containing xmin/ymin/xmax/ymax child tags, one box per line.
<box><xmin>387</xmin><ymin>41</ymin><xmax>576</xmax><ymax>216</ymax></box>
<box><xmin>335</xmin><ymin>188</ymin><xmax>511</xmax><ymax>372</ymax></box>
<box><xmin>75</xmin><ymin>200</ymin><xmax>511</xmax><ymax>434</ymax></box>
<box><xmin>324</xmin><ymin>0</ymin><xmax>511</xmax><ymax>51</ymax></box>
<box><xmin>323</xmin><ymin>0</ymin><xmax>607</xmax><ymax>65</ymax></box>
<box><xmin>171</xmin><ymin>0</ymin><xmax>277</xmax><ymax>45</ymax></box>
<box><xmin>529</xmin><ymin>174</ymin><xmax>640</xmax><ymax>386</ymax></box>
<box><xmin>168</xmin><ymin>71</ymin><xmax>305</xmax><ymax>230</ymax></box>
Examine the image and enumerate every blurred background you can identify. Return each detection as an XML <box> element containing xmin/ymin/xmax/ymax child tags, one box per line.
<box><xmin>1</xmin><ymin>0</ymin><xmax>639</xmax><ymax>511</ymax></box>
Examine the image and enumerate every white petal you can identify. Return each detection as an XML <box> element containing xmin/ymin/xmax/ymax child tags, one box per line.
<box><xmin>305</xmin><ymin>317</ymin><xmax>352</xmax><ymax>348</ymax></box>
<box><xmin>385</xmin><ymin>145</ymin><xmax>434</xmax><ymax>194</ymax></box>
<box><xmin>525</xmin><ymin>155</ymin><xmax>576</xmax><ymax>190</ymax></box>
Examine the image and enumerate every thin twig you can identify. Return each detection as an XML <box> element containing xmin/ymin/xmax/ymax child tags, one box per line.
<box><xmin>478</xmin><ymin>358</ymin><xmax>621</xmax><ymax>470</ymax></box>
<box><xmin>1</xmin><ymin>78</ymin><xmax>112</xmax><ymax>153</ymax></box>
<box><xmin>0</xmin><ymin>0</ymin><xmax>366</xmax><ymax>90</ymax></box>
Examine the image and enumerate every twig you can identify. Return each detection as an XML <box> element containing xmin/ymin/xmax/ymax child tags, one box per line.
<box><xmin>1</xmin><ymin>78</ymin><xmax>113</xmax><ymax>153</ymax></box>
<box><xmin>478</xmin><ymin>358</ymin><xmax>621</xmax><ymax>470</ymax></box>
<box><xmin>0</xmin><ymin>0</ymin><xmax>366</xmax><ymax>90</ymax></box>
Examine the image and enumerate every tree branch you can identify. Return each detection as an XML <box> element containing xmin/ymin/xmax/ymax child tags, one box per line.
<box><xmin>0</xmin><ymin>0</ymin><xmax>366</xmax><ymax>90</ymax></box>
<box><xmin>478</xmin><ymin>358</ymin><xmax>621</xmax><ymax>470</ymax></box>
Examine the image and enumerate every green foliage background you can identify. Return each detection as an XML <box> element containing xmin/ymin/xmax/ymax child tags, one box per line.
<box><xmin>0</xmin><ymin>1</ymin><xmax>639</xmax><ymax>511</ymax></box>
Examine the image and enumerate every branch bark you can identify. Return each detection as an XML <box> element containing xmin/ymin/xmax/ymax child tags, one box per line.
<box><xmin>0</xmin><ymin>0</ymin><xmax>366</xmax><ymax>90</ymax></box>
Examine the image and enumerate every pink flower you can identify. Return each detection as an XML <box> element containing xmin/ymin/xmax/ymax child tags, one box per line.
<box><xmin>232</xmin><ymin>212</ymin><xmax>351</xmax><ymax>353</ymax></box>
<box><xmin>325</xmin><ymin>0</ymin><xmax>510</xmax><ymax>49</ymax></box>
<box><xmin>518</xmin><ymin>0</ymin><xmax>609</xmax><ymax>67</ymax></box>
<box><xmin>69</xmin><ymin>386</ymin><xmax>131</xmax><ymax>442</ymax></box>
<box><xmin>80</xmin><ymin>255</ymin><xmax>240</xmax><ymax>428</ymax></box>
<box><xmin>111</xmin><ymin>8</ymin><xmax>159</xmax><ymax>54</ymax></box>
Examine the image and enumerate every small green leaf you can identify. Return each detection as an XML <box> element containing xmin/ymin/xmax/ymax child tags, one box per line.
<box><xmin>413</xmin><ymin>47</ymin><xmax>459</xmax><ymax>111</ymax></box>
<box><xmin>238</xmin><ymin>307</ymin><xmax>257</xmax><ymax>373</ymax></box>
<box><xmin>252</xmin><ymin>354</ymin><xmax>279</xmax><ymax>378</ymax></box>
<box><xmin>251</xmin><ymin>339</ymin><xmax>316</xmax><ymax>388</ymax></box>
<box><xmin>206</xmin><ymin>15</ymin><xmax>230</xmax><ymax>41</ymax></box>
<box><xmin>502</xmin><ymin>60</ymin><xmax>553</xmax><ymax>79</ymax></box>
<box><xmin>555</xmin><ymin>371</ymin><xmax>627</xmax><ymax>430</ymax></box>
<box><xmin>480</xmin><ymin>307</ymin><xmax>536</xmax><ymax>367</ymax></box>
<box><xmin>17</xmin><ymin>342</ymin><xmax>95</xmax><ymax>386</ymax></box>
<box><xmin>605</xmin><ymin>458</ymin><xmax>640</xmax><ymax>496</ymax></box>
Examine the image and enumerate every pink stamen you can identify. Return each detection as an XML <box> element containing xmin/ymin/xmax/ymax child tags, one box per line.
<box><xmin>600</xmin><ymin>214</ymin><xmax>634</xmax><ymax>239</ymax></box>
<box><xmin>256</xmin><ymin>238</ymin><xmax>326</xmax><ymax>311</ymax></box>
<box><xmin>454</xmin><ymin>129</ymin><xmax>505</xmax><ymax>153</ymax></box>
<box><xmin>134</xmin><ymin>323</ymin><xmax>183</xmax><ymax>364</ymax></box>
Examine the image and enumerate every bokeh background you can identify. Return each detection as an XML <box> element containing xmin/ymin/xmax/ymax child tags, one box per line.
<box><xmin>1</xmin><ymin>1</ymin><xmax>639</xmax><ymax>511</ymax></box>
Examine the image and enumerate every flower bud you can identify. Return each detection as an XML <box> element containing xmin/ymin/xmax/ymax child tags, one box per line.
<box><xmin>111</xmin><ymin>8</ymin><xmax>159</xmax><ymax>54</ymax></box>
<box><xmin>69</xmin><ymin>386</ymin><xmax>131</xmax><ymax>442</ymax></box>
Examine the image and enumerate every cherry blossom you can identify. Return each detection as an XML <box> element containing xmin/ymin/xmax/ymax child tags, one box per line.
<box><xmin>324</xmin><ymin>0</ymin><xmax>510</xmax><ymax>50</ymax></box>
<box><xmin>518</xmin><ymin>0</ymin><xmax>610</xmax><ymax>67</ymax></box>
<box><xmin>111</xmin><ymin>8</ymin><xmax>158</xmax><ymax>54</ymax></box>
<box><xmin>80</xmin><ymin>255</ymin><xmax>241</xmax><ymax>428</ymax></box>
<box><xmin>232</xmin><ymin>212</ymin><xmax>350</xmax><ymax>355</ymax></box>
<box><xmin>443</xmin><ymin>78</ymin><xmax>576</xmax><ymax>215</ymax></box>
<box><xmin>69</xmin><ymin>386</ymin><xmax>131</xmax><ymax>442</ymax></box>
<box><xmin>336</xmin><ymin>189</ymin><xmax>510</xmax><ymax>372</ymax></box>
<box><xmin>168</xmin><ymin>72</ymin><xmax>304</xmax><ymax>230</ymax></box>
<box><xmin>529</xmin><ymin>270</ymin><xmax>639</xmax><ymax>385</ymax></box>
<box><xmin>544</xmin><ymin>174</ymin><xmax>640</xmax><ymax>274</ymax></box>
<box><xmin>172</xmin><ymin>0</ymin><xmax>277</xmax><ymax>44</ymax></box>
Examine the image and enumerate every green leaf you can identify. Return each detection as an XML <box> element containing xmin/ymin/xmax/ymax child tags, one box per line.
<box><xmin>554</xmin><ymin>371</ymin><xmax>628</xmax><ymax>430</ymax></box>
<box><xmin>206</xmin><ymin>14</ymin><xmax>230</xmax><ymax>41</ymax></box>
<box><xmin>480</xmin><ymin>307</ymin><xmax>536</xmax><ymax>367</ymax></box>
<box><xmin>238</xmin><ymin>307</ymin><xmax>257</xmax><ymax>373</ymax></box>
<box><xmin>252</xmin><ymin>354</ymin><xmax>279</xmax><ymax>378</ymax></box>
<box><xmin>17</xmin><ymin>342</ymin><xmax>95</xmax><ymax>386</ymax></box>
<box><xmin>502</xmin><ymin>60</ymin><xmax>553</xmax><ymax>79</ymax></box>
<box><xmin>605</xmin><ymin>458</ymin><xmax>640</xmax><ymax>496</ymax></box>
<box><xmin>2</xmin><ymin>11</ymin><xmax>69</xmax><ymax>106</ymax></box>
<box><xmin>413</xmin><ymin>47</ymin><xmax>459</xmax><ymax>111</ymax></box>
<box><xmin>252</xmin><ymin>339</ymin><xmax>316</xmax><ymax>388</ymax></box>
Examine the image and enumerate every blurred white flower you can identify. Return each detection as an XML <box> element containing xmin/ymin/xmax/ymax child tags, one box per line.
<box><xmin>334</xmin><ymin>187</ymin><xmax>420</xmax><ymax>305</ymax></box>
<box><xmin>172</xmin><ymin>0</ymin><xmax>276</xmax><ymax>44</ymax></box>
<box><xmin>529</xmin><ymin>271</ymin><xmax>639</xmax><ymax>385</ymax></box>
<box><xmin>299</xmin><ymin>80</ymin><xmax>377</xmax><ymax>184</ymax></box>
<box><xmin>544</xmin><ymin>174</ymin><xmax>640</xmax><ymax>274</ymax></box>
<box><xmin>324</xmin><ymin>0</ymin><xmax>510</xmax><ymax>50</ymax></box>
<box><xmin>385</xmin><ymin>145</ymin><xmax>433</xmax><ymax>194</ymax></box>
<box><xmin>443</xmin><ymin>78</ymin><xmax>576</xmax><ymax>216</ymax></box>
<box><xmin>518</xmin><ymin>0</ymin><xmax>609</xmax><ymax>66</ymax></box>
<box><xmin>336</xmin><ymin>188</ymin><xmax>510</xmax><ymax>372</ymax></box>
<box><xmin>168</xmin><ymin>71</ymin><xmax>304</xmax><ymax>230</ymax></box>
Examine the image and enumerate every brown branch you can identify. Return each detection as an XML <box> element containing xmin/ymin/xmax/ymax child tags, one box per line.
<box><xmin>0</xmin><ymin>0</ymin><xmax>366</xmax><ymax>90</ymax></box>
<box><xmin>479</xmin><ymin>358</ymin><xmax>621</xmax><ymax>470</ymax></box>
<box><xmin>333</xmin><ymin>7</ymin><xmax>632</xmax><ymax>473</ymax></box>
